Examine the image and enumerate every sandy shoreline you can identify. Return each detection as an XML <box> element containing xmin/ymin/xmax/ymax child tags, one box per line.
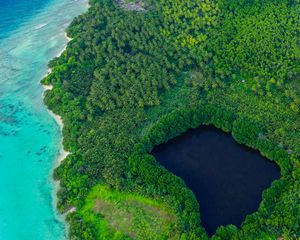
<box><xmin>42</xmin><ymin>33</ymin><xmax>72</xmax><ymax>165</ymax></box>
<box><xmin>56</xmin><ymin>33</ymin><xmax>73</xmax><ymax>59</ymax></box>
<box><xmin>41</xmin><ymin>31</ymin><xmax>74</xmax><ymax>224</ymax></box>
<box><xmin>44</xmin><ymin>103</ymin><xmax>70</xmax><ymax>165</ymax></box>
<box><xmin>41</xmin><ymin>0</ymin><xmax>90</xmax><ymax>230</ymax></box>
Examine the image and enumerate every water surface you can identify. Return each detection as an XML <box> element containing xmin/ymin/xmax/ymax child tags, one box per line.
<box><xmin>152</xmin><ymin>125</ymin><xmax>280</xmax><ymax>235</ymax></box>
<box><xmin>0</xmin><ymin>0</ymin><xmax>50</xmax><ymax>39</ymax></box>
<box><xmin>0</xmin><ymin>0</ymin><xmax>88</xmax><ymax>239</ymax></box>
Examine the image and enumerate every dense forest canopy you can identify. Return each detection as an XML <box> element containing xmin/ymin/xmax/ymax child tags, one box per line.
<box><xmin>42</xmin><ymin>0</ymin><xmax>300</xmax><ymax>239</ymax></box>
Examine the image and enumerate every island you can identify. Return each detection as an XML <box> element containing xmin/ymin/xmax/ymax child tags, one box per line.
<box><xmin>42</xmin><ymin>0</ymin><xmax>300</xmax><ymax>239</ymax></box>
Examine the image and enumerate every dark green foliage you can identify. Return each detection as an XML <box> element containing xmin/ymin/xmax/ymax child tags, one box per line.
<box><xmin>206</xmin><ymin>0</ymin><xmax>300</xmax><ymax>104</ymax></box>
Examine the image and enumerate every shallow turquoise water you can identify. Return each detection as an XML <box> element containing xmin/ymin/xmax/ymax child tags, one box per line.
<box><xmin>0</xmin><ymin>1</ymin><xmax>88</xmax><ymax>239</ymax></box>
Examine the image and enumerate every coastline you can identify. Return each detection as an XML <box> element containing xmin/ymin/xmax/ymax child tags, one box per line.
<box><xmin>41</xmin><ymin>1</ymin><xmax>91</xmax><ymax>235</ymax></box>
<box><xmin>47</xmin><ymin>0</ymin><xmax>91</xmax><ymax>168</ymax></box>
<box><xmin>56</xmin><ymin>33</ymin><xmax>73</xmax><ymax>60</ymax></box>
<box><xmin>41</xmin><ymin>33</ymin><xmax>74</xmax><ymax>238</ymax></box>
<box><xmin>43</xmin><ymin>99</ymin><xmax>70</xmax><ymax>166</ymax></box>
<box><xmin>42</xmin><ymin>32</ymin><xmax>72</xmax><ymax>166</ymax></box>
<box><xmin>41</xmin><ymin>1</ymin><xmax>89</xmax><ymax>233</ymax></box>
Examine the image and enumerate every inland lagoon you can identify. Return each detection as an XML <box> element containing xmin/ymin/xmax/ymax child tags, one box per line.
<box><xmin>0</xmin><ymin>0</ymin><xmax>88</xmax><ymax>239</ymax></box>
<box><xmin>152</xmin><ymin>125</ymin><xmax>281</xmax><ymax>236</ymax></box>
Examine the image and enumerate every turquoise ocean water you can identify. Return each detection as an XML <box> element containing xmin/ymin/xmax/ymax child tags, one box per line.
<box><xmin>0</xmin><ymin>0</ymin><xmax>88</xmax><ymax>239</ymax></box>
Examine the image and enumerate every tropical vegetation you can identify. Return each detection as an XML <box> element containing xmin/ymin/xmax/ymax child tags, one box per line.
<box><xmin>42</xmin><ymin>0</ymin><xmax>300</xmax><ymax>239</ymax></box>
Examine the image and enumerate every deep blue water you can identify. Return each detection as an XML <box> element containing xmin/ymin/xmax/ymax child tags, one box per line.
<box><xmin>0</xmin><ymin>0</ymin><xmax>88</xmax><ymax>239</ymax></box>
<box><xmin>0</xmin><ymin>0</ymin><xmax>52</xmax><ymax>39</ymax></box>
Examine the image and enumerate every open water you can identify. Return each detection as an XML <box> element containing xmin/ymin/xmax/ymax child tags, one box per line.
<box><xmin>0</xmin><ymin>0</ymin><xmax>88</xmax><ymax>239</ymax></box>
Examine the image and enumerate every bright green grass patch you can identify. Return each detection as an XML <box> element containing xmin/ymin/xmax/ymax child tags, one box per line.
<box><xmin>79</xmin><ymin>185</ymin><xmax>181</xmax><ymax>240</ymax></box>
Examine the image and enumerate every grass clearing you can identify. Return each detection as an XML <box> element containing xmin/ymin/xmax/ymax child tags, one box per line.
<box><xmin>79</xmin><ymin>185</ymin><xmax>181</xmax><ymax>240</ymax></box>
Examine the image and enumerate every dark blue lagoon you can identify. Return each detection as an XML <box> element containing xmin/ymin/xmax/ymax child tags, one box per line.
<box><xmin>152</xmin><ymin>125</ymin><xmax>280</xmax><ymax>236</ymax></box>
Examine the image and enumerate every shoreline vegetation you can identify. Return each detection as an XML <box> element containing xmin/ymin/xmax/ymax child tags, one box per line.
<box><xmin>42</xmin><ymin>0</ymin><xmax>300</xmax><ymax>239</ymax></box>
<box><xmin>42</xmin><ymin>32</ymin><xmax>72</xmax><ymax>165</ymax></box>
<box><xmin>42</xmin><ymin>28</ymin><xmax>83</xmax><ymax>234</ymax></box>
<box><xmin>42</xmin><ymin>30</ymin><xmax>78</xmax><ymax>236</ymax></box>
